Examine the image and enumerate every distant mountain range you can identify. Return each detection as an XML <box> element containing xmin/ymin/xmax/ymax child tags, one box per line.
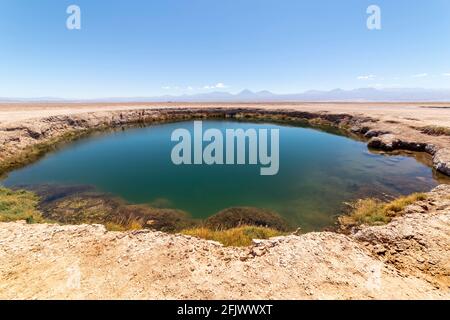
<box><xmin>2</xmin><ymin>88</ymin><xmax>450</xmax><ymax>103</ymax></box>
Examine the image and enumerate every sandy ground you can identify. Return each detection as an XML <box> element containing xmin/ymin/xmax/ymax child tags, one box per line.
<box><xmin>1</xmin><ymin>102</ymin><xmax>450</xmax><ymax>127</ymax></box>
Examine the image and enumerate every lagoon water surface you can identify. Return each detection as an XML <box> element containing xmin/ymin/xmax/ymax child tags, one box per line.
<box><xmin>3</xmin><ymin>121</ymin><xmax>446</xmax><ymax>230</ymax></box>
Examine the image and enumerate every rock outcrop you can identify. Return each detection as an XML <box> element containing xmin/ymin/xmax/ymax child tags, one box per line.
<box><xmin>433</xmin><ymin>149</ymin><xmax>450</xmax><ymax>176</ymax></box>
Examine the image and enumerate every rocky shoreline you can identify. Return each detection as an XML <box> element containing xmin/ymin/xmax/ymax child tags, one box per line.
<box><xmin>1</xmin><ymin>107</ymin><xmax>450</xmax><ymax>176</ymax></box>
<box><xmin>0</xmin><ymin>104</ymin><xmax>449</xmax><ymax>299</ymax></box>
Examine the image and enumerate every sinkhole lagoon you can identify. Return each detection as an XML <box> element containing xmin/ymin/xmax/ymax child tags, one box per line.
<box><xmin>3</xmin><ymin>120</ymin><xmax>447</xmax><ymax>231</ymax></box>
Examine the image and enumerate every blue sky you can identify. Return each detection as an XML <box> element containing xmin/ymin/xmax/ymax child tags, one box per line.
<box><xmin>1</xmin><ymin>0</ymin><xmax>449</xmax><ymax>98</ymax></box>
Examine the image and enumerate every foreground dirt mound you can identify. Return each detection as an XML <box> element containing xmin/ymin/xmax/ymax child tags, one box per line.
<box><xmin>0</xmin><ymin>186</ymin><xmax>449</xmax><ymax>300</ymax></box>
<box><xmin>354</xmin><ymin>185</ymin><xmax>450</xmax><ymax>290</ymax></box>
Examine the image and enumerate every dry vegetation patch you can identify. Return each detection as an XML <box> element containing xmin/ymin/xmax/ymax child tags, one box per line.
<box><xmin>0</xmin><ymin>187</ymin><xmax>45</xmax><ymax>223</ymax></box>
<box><xmin>339</xmin><ymin>193</ymin><xmax>427</xmax><ymax>229</ymax></box>
<box><xmin>181</xmin><ymin>225</ymin><xmax>284</xmax><ymax>247</ymax></box>
<box><xmin>418</xmin><ymin>125</ymin><xmax>450</xmax><ymax>136</ymax></box>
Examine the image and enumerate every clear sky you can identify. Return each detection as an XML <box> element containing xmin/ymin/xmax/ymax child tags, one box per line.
<box><xmin>1</xmin><ymin>0</ymin><xmax>449</xmax><ymax>98</ymax></box>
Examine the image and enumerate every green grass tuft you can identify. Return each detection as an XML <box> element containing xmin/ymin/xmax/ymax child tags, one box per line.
<box><xmin>104</xmin><ymin>221</ymin><xmax>143</xmax><ymax>231</ymax></box>
<box><xmin>339</xmin><ymin>193</ymin><xmax>427</xmax><ymax>228</ymax></box>
<box><xmin>0</xmin><ymin>187</ymin><xmax>45</xmax><ymax>223</ymax></box>
<box><xmin>181</xmin><ymin>225</ymin><xmax>284</xmax><ymax>247</ymax></box>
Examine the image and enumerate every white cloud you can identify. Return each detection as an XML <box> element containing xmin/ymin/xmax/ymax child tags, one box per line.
<box><xmin>215</xmin><ymin>82</ymin><xmax>226</xmax><ymax>88</ymax></box>
<box><xmin>357</xmin><ymin>75</ymin><xmax>376</xmax><ymax>80</ymax></box>
<box><xmin>203</xmin><ymin>82</ymin><xmax>228</xmax><ymax>90</ymax></box>
<box><xmin>443</xmin><ymin>73</ymin><xmax>450</xmax><ymax>77</ymax></box>
<box><xmin>412</xmin><ymin>73</ymin><xmax>428</xmax><ymax>78</ymax></box>
<box><xmin>164</xmin><ymin>83</ymin><xmax>228</xmax><ymax>91</ymax></box>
